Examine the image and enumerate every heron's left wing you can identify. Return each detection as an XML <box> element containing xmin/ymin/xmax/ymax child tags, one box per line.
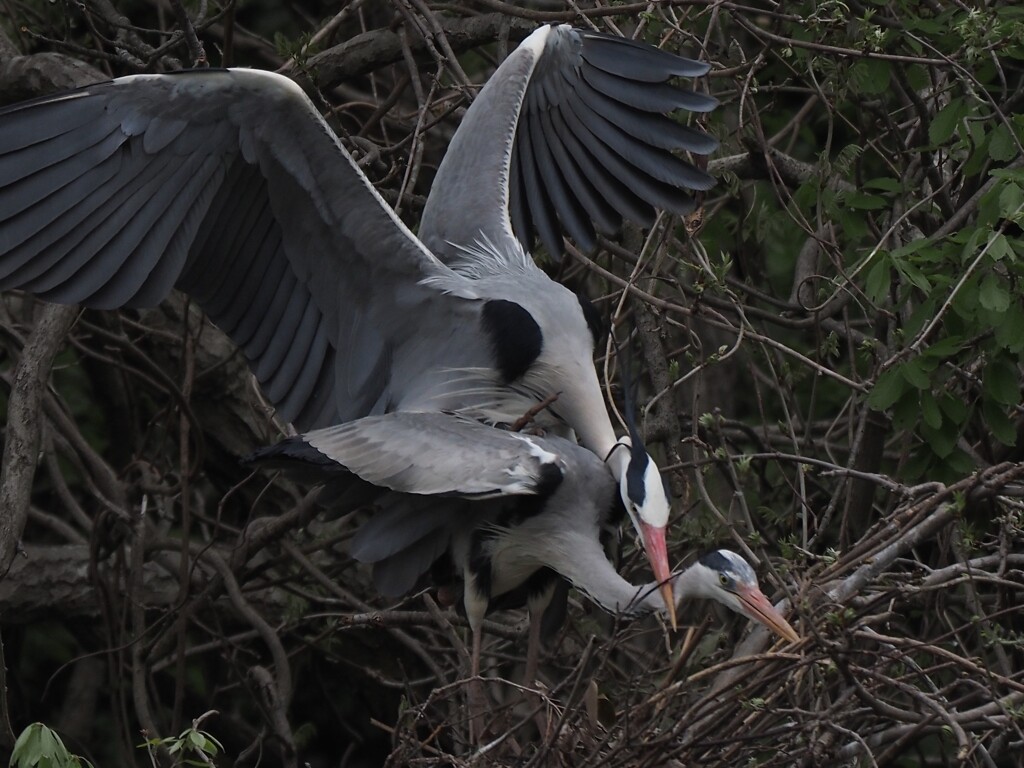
<box><xmin>250</xmin><ymin>411</ymin><xmax>620</xmax><ymax>600</ymax></box>
<box><xmin>419</xmin><ymin>24</ymin><xmax>718</xmax><ymax>262</ymax></box>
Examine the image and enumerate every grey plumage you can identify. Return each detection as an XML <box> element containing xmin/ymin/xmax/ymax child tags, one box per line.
<box><xmin>252</xmin><ymin>410</ymin><xmax>800</xmax><ymax>647</ymax></box>
<box><xmin>253</xmin><ymin>411</ymin><xmax>623</xmax><ymax>614</ymax></box>
<box><xmin>0</xmin><ymin>24</ymin><xmax>719</xmax><ymax>599</ymax></box>
<box><xmin>419</xmin><ymin>25</ymin><xmax>717</xmax><ymax>261</ymax></box>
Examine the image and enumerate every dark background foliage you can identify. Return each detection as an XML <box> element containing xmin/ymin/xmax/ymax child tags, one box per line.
<box><xmin>1</xmin><ymin>1</ymin><xmax>1023</xmax><ymax>766</ymax></box>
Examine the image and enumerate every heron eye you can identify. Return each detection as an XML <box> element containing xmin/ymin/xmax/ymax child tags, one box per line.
<box><xmin>718</xmin><ymin>574</ymin><xmax>729</xmax><ymax>586</ymax></box>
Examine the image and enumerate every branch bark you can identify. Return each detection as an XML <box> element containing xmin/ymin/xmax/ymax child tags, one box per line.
<box><xmin>0</xmin><ymin>304</ymin><xmax>78</xmax><ymax>577</ymax></box>
<box><xmin>302</xmin><ymin>12</ymin><xmax>535</xmax><ymax>89</ymax></box>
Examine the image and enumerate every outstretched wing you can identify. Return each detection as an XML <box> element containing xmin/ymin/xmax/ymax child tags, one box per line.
<box><xmin>300</xmin><ymin>411</ymin><xmax>567</xmax><ymax>499</ymax></box>
<box><xmin>0</xmin><ymin>69</ymin><xmax>482</xmax><ymax>430</ymax></box>
<box><xmin>250</xmin><ymin>411</ymin><xmax>623</xmax><ymax>600</ymax></box>
<box><xmin>419</xmin><ymin>24</ymin><xmax>718</xmax><ymax>262</ymax></box>
<box><xmin>250</xmin><ymin>410</ymin><xmax>580</xmax><ymax>597</ymax></box>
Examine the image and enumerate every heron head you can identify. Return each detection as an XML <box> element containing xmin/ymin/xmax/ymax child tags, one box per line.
<box><xmin>615</xmin><ymin>438</ymin><xmax>676</xmax><ymax>628</ymax></box>
<box><xmin>602</xmin><ymin>342</ymin><xmax>675</xmax><ymax>626</ymax></box>
<box><xmin>690</xmin><ymin>550</ymin><xmax>801</xmax><ymax>643</ymax></box>
<box><xmin>606</xmin><ymin>341</ymin><xmax>677</xmax><ymax>627</ymax></box>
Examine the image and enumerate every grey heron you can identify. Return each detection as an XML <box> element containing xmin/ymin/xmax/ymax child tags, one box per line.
<box><xmin>252</xmin><ymin>410</ymin><xmax>801</xmax><ymax>696</ymax></box>
<box><xmin>0</xmin><ymin>25</ymin><xmax>717</xmax><ymax>617</ymax></box>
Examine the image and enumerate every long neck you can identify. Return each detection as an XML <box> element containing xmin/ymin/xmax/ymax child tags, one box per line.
<box><xmin>551</xmin><ymin>554</ymin><xmax>714</xmax><ymax>621</ymax></box>
<box><xmin>673</xmin><ymin>563</ymin><xmax>717</xmax><ymax>602</ymax></box>
<box><xmin>556</xmin><ymin>360</ymin><xmax>620</xmax><ymax>465</ymax></box>
<box><xmin>550</xmin><ymin>538</ymin><xmax>668</xmax><ymax>619</ymax></box>
<box><xmin>604</xmin><ymin>439</ymin><xmax>630</xmax><ymax>480</ymax></box>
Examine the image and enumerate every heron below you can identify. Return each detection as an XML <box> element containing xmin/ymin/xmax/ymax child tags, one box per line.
<box><xmin>250</xmin><ymin>409</ymin><xmax>801</xmax><ymax>720</ymax></box>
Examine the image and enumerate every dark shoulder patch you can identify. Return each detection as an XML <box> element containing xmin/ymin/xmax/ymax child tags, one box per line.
<box><xmin>481</xmin><ymin>299</ymin><xmax>543</xmax><ymax>382</ymax></box>
<box><xmin>533</xmin><ymin>461</ymin><xmax>564</xmax><ymax>497</ymax></box>
<box><xmin>487</xmin><ymin>567</ymin><xmax>560</xmax><ymax>616</ymax></box>
<box><xmin>602</xmin><ymin>492</ymin><xmax>627</xmax><ymax>530</ymax></box>
<box><xmin>575</xmin><ymin>292</ymin><xmax>607</xmax><ymax>347</ymax></box>
<box><xmin>469</xmin><ymin>532</ymin><xmax>494</xmax><ymax>601</ymax></box>
<box><xmin>498</xmin><ymin>453</ymin><xmax>562</xmax><ymax>526</ymax></box>
<box><xmin>497</xmin><ymin>493</ymin><xmax>550</xmax><ymax>529</ymax></box>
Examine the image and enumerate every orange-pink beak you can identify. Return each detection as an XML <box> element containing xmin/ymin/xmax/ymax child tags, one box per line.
<box><xmin>737</xmin><ymin>584</ymin><xmax>801</xmax><ymax>643</ymax></box>
<box><xmin>640</xmin><ymin>521</ymin><xmax>676</xmax><ymax>630</ymax></box>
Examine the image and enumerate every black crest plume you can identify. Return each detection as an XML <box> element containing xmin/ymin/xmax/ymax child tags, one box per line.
<box><xmin>617</xmin><ymin>338</ymin><xmax>658</xmax><ymax>507</ymax></box>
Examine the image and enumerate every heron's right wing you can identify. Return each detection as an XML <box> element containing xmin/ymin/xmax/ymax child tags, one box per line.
<box><xmin>300</xmin><ymin>411</ymin><xmax>568</xmax><ymax>499</ymax></box>
<box><xmin>0</xmin><ymin>69</ymin><xmax>483</xmax><ymax>431</ymax></box>
<box><xmin>419</xmin><ymin>24</ymin><xmax>718</xmax><ymax>263</ymax></box>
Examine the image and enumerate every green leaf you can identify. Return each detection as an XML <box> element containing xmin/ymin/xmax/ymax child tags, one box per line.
<box><xmin>902</xmin><ymin>447</ymin><xmax>933</xmax><ymax>481</ymax></box>
<box><xmin>998</xmin><ymin>181</ymin><xmax>1024</xmax><ymax>218</ymax></box>
<box><xmin>980</xmin><ymin>184</ymin><xmax>1006</xmax><ymax>227</ymax></box>
<box><xmin>921</xmin><ymin>419</ymin><xmax>958</xmax><ymax>458</ymax></box>
<box><xmin>905</xmin><ymin>296</ymin><xmax>939</xmax><ymax>338</ymax></box>
<box><xmin>939</xmin><ymin>393</ymin><xmax>970</xmax><ymax>425</ymax></box>
<box><xmin>984</xmin><ymin>357</ymin><xmax>1021</xmax><ymax>405</ymax></box>
<box><xmin>965</xmin><ymin>142</ymin><xmax>992</xmax><ymax>179</ymax></box>
<box><xmin>978</xmin><ymin>273</ymin><xmax>1010</xmax><ymax>311</ymax></box>
<box><xmin>983</xmin><ymin>399</ymin><xmax>1018</xmax><ymax>445</ymax></box>
<box><xmin>902</xmin><ymin>359</ymin><xmax>932</xmax><ymax>389</ymax></box>
<box><xmin>843</xmin><ymin>192</ymin><xmax>887</xmax><ymax>210</ymax></box>
<box><xmin>11</xmin><ymin>724</ymin><xmax>76</xmax><ymax>768</ymax></box>
<box><xmin>988</xmin><ymin>232</ymin><xmax>1012</xmax><ymax>262</ymax></box>
<box><xmin>11</xmin><ymin>725</ymin><xmax>43</xmax><ymax>767</ymax></box>
<box><xmin>994</xmin><ymin>303</ymin><xmax>1024</xmax><ymax>352</ymax></box>
<box><xmin>991</xmin><ymin>167</ymin><xmax>1024</xmax><ymax>183</ymax></box>
<box><xmin>868</xmin><ymin>367</ymin><xmax>908</xmax><ymax>410</ymax></box>
<box><xmin>923</xmin><ymin>335</ymin><xmax>965</xmax><ymax>359</ymax></box>
<box><xmin>951</xmin><ymin>275</ymin><xmax>980</xmax><ymax>321</ymax></box>
<box><xmin>893</xmin><ymin>260</ymin><xmax>932</xmax><ymax>292</ymax></box>
<box><xmin>863</xmin><ymin>177</ymin><xmax>902</xmax><ymax>192</ymax></box>
<box><xmin>989</xmin><ymin>122</ymin><xmax>1018</xmax><ymax>161</ymax></box>
<box><xmin>921</xmin><ymin>390</ymin><xmax>942</xmax><ymax>429</ymax></box>
<box><xmin>889</xmin><ymin>238</ymin><xmax>932</xmax><ymax>259</ymax></box>
<box><xmin>892</xmin><ymin>386</ymin><xmax>922</xmax><ymax>429</ymax></box>
<box><xmin>850</xmin><ymin>59</ymin><xmax>891</xmax><ymax>94</ymax></box>
<box><xmin>945</xmin><ymin>448</ymin><xmax>978</xmax><ymax>475</ymax></box>
<box><xmin>954</xmin><ymin>226</ymin><xmax>984</xmax><ymax>254</ymax></box>
<box><xmin>929</xmin><ymin>99</ymin><xmax>967</xmax><ymax>145</ymax></box>
<box><xmin>865</xmin><ymin>259</ymin><xmax>891</xmax><ymax>303</ymax></box>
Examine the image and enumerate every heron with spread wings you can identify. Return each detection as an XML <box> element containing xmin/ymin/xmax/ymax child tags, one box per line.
<box><xmin>0</xmin><ymin>24</ymin><xmax>717</xmax><ymax>620</ymax></box>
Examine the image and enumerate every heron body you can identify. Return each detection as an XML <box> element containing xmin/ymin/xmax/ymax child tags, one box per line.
<box><xmin>0</xmin><ymin>24</ymin><xmax>718</xmax><ymax>601</ymax></box>
<box><xmin>254</xmin><ymin>410</ymin><xmax>801</xmax><ymax>740</ymax></box>
<box><xmin>253</xmin><ymin>411</ymin><xmax>800</xmax><ymax>647</ymax></box>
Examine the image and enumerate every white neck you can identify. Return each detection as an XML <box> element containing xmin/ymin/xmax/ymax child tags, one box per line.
<box><xmin>548</xmin><ymin>547</ymin><xmax>720</xmax><ymax>621</ymax></box>
<box><xmin>604</xmin><ymin>441</ymin><xmax>630</xmax><ymax>479</ymax></box>
<box><xmin>546</xmin><ymin>534</ymin><xmax>666</xmax><ymax>618</ymax></box>
<box><xmin>674</xmin><ymin>562</ymin><xmax>719</xmax><ymax>602</ymax></box>
<box><xmin>551</xmin><ymin>360</ymin><xmax>619</xmax><ymax>464</ymax></box>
